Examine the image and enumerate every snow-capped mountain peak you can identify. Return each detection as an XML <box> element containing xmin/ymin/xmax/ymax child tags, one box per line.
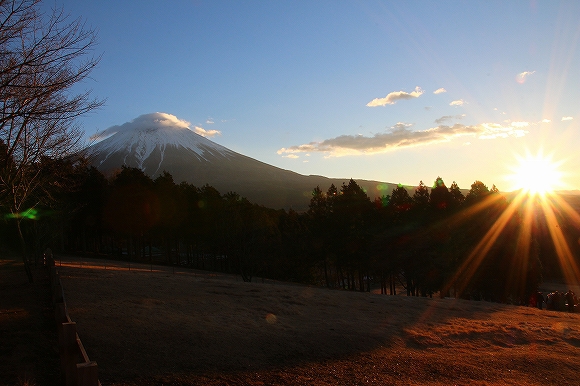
<box><xmin>88</xmin><ymin>112</ymin><xmax>394</xmax><ymax>211</ymax></box>
<box><xmin>89</xmin><ymin>113</ymin><xmax>234</xmax><ymax>173</ymax></box>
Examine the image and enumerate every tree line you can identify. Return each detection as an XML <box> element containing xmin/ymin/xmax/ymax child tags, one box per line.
<box><xmin>2</xmin><ymin>0</ymin><xmax>577</xmax><ymax>299</ymax></box>
<box><xmin>4</xmin><ymin>160</ymin><xmax>578</xmax><ymax>304</ymax></box>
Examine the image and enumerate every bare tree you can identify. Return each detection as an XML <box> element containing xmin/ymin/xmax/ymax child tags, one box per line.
<box><xmin>0</xmin><ymin>0</ymin><xmax>103</xmax><ymax>281</ymax></box>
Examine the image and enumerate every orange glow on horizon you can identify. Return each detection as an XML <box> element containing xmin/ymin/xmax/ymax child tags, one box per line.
<box><xmin>505</xmin><ymin>150</ymin><xmax>565</xmax><ymax>197</ymax></box>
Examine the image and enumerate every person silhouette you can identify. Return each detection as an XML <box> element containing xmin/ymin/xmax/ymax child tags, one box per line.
<box><xmin>536</xmin><ymin>291</ymin><xmax>544</xmax><ymax>310</ymax></box>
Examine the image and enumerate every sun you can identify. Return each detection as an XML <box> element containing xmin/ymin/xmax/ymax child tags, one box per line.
<box><xmin>506</xmin><ymin>150</ymin><xmax>564</xmax><ymax>196</ymax></box>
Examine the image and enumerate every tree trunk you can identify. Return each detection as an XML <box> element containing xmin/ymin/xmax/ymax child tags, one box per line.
<box><xmin>323</xmin><ymin>258</ymin><xmax>330</xmax><ymax>288</ymax></box>
<box><xmin>16</xmin><ymin>220</ymin><xmax>33</xmax><ymax>283</ymax></box>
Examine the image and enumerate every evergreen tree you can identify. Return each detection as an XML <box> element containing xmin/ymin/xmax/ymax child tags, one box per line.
<box><xmin>390</xmin><ymin>184</ymin><xmax>412</xmax><ymax>212</ymax></box>
<box><xmin>412</xmin><ymin>181</ymin><xmax>430</xmax><ymax>211</ymax></box>
<box><xmin>449</xmin><ymin>181</ymin><xmax>465</xmax><ymax>208</ymax></box>
<box><xmin>430</xmin><ymin>177</ymin><xmax>451</xmax><ymax>210</ymax></box>
<box><xmin>465</xmin><ymin>180</ymin><xmax>490</xmax><ymax>204</ymax></box>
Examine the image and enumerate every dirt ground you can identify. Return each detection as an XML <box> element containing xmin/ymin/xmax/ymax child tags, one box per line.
<box><xmin>0</xmin><ymin>258</ymin><xmax>61</xmax><ymax>386</ymax></box>
<box><xmin>53</xmin><ymin>257</ymin><xmax>580</xmax><ymax>386</ymax></box>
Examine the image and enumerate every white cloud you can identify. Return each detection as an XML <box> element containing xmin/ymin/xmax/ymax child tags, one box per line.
<box><xmin>283</xmin><ymin>154</ymin><xmax>299</xmax><ymax>159</ymax></box>
<box><xmin>562</xmin><ymin>116</ymin><xmax>573</xmax><ymax>121</ymax></box>
<box><xmin>90</xmin><ymin>112</ymin><xmax>223</xmax><ymax>142</ymax></box>
<box><xmin>90</xmin><ymin>112</ymin><xmax>193</xmax><ymax>141</ymax></box>
<box><xmin>366</xmin><ymin>86</ymin><xmax>424</xmax><ymax>107</ymax></box>
<box><xmin>206</xmin><ymin>119</ymin><xmax>214</xmax><ymax>124</ymax></box>
<box><xmin>450</xmin><ymin>99</ymin><xmax>466</xmax><ymax>106</ymax></box>
<box><xmin>392</xmin><ymin>122</ymin><xmax>413</xmax><ymax>129</ymax></box>
<box><xmin>433</xmin><ymin>88</ymin><xmax>447</xmax><ymax>94</ymax></box>
<box><xmin>477</xmin><ymin>123</ymin><xmax>527</xmax><ymax>139</ymax></box>
<box><xmin>277</xmin><ymin>122</ymin><xmax>528</xmax><ymax>157</ymax></box>
<box><xmin>516</xmin><ymin>71</ymin><xmax>536</xmax><ymax>84</ymax></box>
<box><xmin>542</xmin><ymin>119</ymin><xmax>551</xmax><ymax>123</ymax></box>
<box><xmin>193</xmin><ymin>126</ymin><xmax>221</xmax><ymax>138</ymax></box>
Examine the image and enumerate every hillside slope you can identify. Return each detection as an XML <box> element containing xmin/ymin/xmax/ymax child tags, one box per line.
<box><xmin>60</xmin><ymin>260</ymin><xmax>580</xmax><ymax>386</ymax></box>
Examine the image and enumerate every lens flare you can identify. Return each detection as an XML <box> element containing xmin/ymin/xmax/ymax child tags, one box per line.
<box><xmin>506</xmin><ymin>150</ymin><xmax>564</xmax><ymax>196</ymax></box>
<box><xmin>4</xmin><ymin>208</ymin><xmax>38</xmax><ymax>220</ymax></box>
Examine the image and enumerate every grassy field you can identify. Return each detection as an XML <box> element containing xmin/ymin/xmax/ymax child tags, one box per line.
<box><xmin>53</xmin><ymin>258</ymin><xmax>580</xmax><ymax>386</ymax></box>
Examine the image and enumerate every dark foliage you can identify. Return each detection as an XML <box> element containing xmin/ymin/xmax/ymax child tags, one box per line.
<box><xmin>9</xmin><ymin>162</ymin><xmax>580</xmax><ymax>306</ymax></box>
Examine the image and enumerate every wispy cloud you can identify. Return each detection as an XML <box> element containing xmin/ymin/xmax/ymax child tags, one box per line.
<box><xmin>206</xmin><ymin>119</ymin><xmax>214</xmax><ymax>124</ymax></box>
<box><xmin>516</xmin><ymin>70</ymin><xmax>536</xmax><ymax>84</ymax></box>
<box><xmin>450</xmin><ymin>99</ymin><xmax>466</xmax><ymax>106</ymax></box>
<box><xmin>277</xmin><ymin>122</ymin><xmax>528</xmax><ymax>157</ymax></box>
<box><xmin>435</xmin><ymin>114</ymin><xmax>465</xmax><ymax>124</ymax></box>
<box><xmin>193</xmin><ymin>126</ymin><xmax>221</xmax><ymax>137</ymax></box>
<box><xmin>433</xmin><ymin>88</ymin><xmax>447</xmax><ymax>94</ymax></box>
<box><xmin>542</xmin><ymin>119</ymin><xmax>551</xmax><ymax>123</ymax></box>
<box><xmin>366</xmin><ymin>86</ymin><xmax>424</xmax><ymax>107</ymax></box>
<box><xmin>283</xmin><ymin>154</ymin><xmax>299</xmax><ymax>159</ymax></box>
<box><xmin>562</xmin><ymin>116</ymin><xmax>573</xmax><ymax>121</ymax></box>
<box><xmin>90</xmin><ymin>112</ymin><xmax>215</xmax><ymax>141</ymax></box>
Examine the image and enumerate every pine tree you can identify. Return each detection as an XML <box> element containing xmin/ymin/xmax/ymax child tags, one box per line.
<box><xmin>412</xmin><ymin>180</ymin><xmax>430</xmax><ymax>210</ymax></box>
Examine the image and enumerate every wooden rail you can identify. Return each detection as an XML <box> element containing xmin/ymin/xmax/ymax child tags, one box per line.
<box><xmin>48</xmin><ymin>257</ymin><xmax>101</xmax><ymax>386</ymax></box>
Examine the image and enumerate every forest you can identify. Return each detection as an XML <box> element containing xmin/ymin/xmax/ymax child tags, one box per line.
<box><xmin>2</xmin><ymin>0</ymin><xmax>578</xmax><ymax>304</ymax></box>
<box><xmin>2</xmin><ymin>160</ymin><xmax>579</xmax><ymax>305</ymax></box>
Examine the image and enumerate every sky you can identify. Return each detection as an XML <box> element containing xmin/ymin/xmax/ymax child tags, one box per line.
<box><xmin>47</xmin><ymin>0</ymin><xmax>580</xmax><ymax>193</ymax></box>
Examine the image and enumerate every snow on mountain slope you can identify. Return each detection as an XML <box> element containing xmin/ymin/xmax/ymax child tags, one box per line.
<box><xmin>88</xmin><ymin>112</ymin><xmax>396</xmax><ymax>210</ymax></box>
<box><xmin>89</xmin><ymin>113</ymin><xmax>235</xmax><ymax>174</ymax></box>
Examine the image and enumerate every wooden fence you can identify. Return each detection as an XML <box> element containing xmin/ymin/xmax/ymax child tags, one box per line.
<box><xmin>48</xmin><ymin>257</ymin><xmax>101</xmax><ymax>386</ymax></box>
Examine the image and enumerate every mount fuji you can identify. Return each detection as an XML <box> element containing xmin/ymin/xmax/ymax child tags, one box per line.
<box><xmin>88</xmin><ymin>113</ymin><xmax>397</xmax><ymax>211</ymax></box>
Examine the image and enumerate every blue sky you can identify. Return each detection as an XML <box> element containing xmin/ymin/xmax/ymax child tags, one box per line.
<box><xmin>49</xmin><ymin>1</ymin><xmax>580</xmax><ymax>192</ymax></box>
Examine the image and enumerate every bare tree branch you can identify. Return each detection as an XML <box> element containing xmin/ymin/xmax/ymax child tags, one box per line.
<box><xmin>0</xmin><ymin>0</ymin><xmax>103</xmax><ymax>281</ymax></box>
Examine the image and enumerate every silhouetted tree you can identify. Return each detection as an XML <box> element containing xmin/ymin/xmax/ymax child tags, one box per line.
<box><xmin>308</xmin><ymin>186</ymin><xmax>331</xmax><ymax>286</ymax></box>
<box><xmin>0</xmin><ymin>0</ymin><xmax>103</xmax><ymax>280</ymax></box>
<box><xmin>103</xmin><ymin>167</ymin><xmax>158</xmax><ymax>259</ymax></box>
<box><xmin>390</xmin><ymin>184</ymin><xmax>412</xmax><ymax>213</ymax></box>
<box><xmin>67</xmin><ymin>166</ymin><xmax>108</xmax><ymax>253</ymax></box>
<box><xmin>412</xmin><ymin>181</ymin><xmax>430</xmax><ymax>212</ymax></box>
<box><xmin>333</xmin><ymin>180</ymin><xmax>374</xmax><ymax>291</ymax></box>
<box><xmin>448</xmin><ymin>181</ymin><xmax>465</xmax><ymax>209</ymax></box>
<box><xmin>430</xmin><ymin>177</ymin><xmax>451</xmax><ymax>211</ymax></box>
<box><xmin>465</xmin><ymin>180</ymin><xmax>490</xmax><ymax>204</ymax></box>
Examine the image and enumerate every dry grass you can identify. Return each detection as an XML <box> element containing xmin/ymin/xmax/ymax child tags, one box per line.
<box><xmin>58</xmin><ymin>258</ymin><xmax>580</xmax><ymax>385</ymax></box>
<box><xmin>0</xmin><ymin>259</ymin><xmax>61</xmax><ymax>386</ymax></box>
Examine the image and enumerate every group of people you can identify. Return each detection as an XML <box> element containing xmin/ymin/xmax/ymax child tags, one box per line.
<box><xmin>530</xmin><ymin>290</ymin><xmax>578</xmax><ymax>312</ymax></box>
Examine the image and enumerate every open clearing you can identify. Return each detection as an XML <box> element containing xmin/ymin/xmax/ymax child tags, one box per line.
<box><xmin>56</xmin><ymin>259</ymin><xmax>580</xmax><ymax>386</ymax></box>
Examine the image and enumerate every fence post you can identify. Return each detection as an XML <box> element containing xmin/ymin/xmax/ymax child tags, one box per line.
<box><xmin>77</xmin><ymin>361</ymin><xmax>99</xmax><ymax>386</ymax></box>
<box><xmin>50</xmin><ymin>266</ymin><xmax>57</xmax><ymax>287</ymax></box>
<box><xmin>55</xmin><ymin>302</ymin><xmax>68</xmax><ymax>325</ymax></box>
<box><xmin>60</xmin><ymin>322</ymin><xmax>78</xmax><ymax>386</ymax></box>
<box><xmin>52</xmin><ymin>275</ymin><xmax>64</xmax><ymax>305</ymax></box>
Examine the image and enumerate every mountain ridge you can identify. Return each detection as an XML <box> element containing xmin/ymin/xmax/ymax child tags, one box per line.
<box><xmin>88</xmin><ymin>113</ymin><xmax>400</xmax><ymax>211</ymax></box>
